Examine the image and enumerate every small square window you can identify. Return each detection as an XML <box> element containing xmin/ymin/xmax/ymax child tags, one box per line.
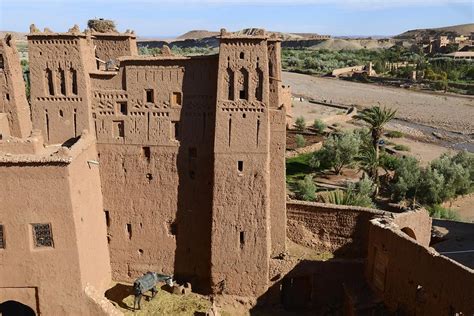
<box><xmin>145</xmin><ymin>89</ymin><xmax>154</xmax><ymax>103</ymax></box>
<box><xmin>172</xmin><ymin>92</ymin><xmax>182</xmax><ymax>106</ymax></box>
<box><xmin>172</xmin><ymin>121</ymin><xmax>180</xmax><ymax>140</ymax></box>
<box><xmin>0</xmin><ymin>224</ymin><xmax>5</xmax><ymax>249</ymax></box>
<box><xmin>117</xmin><ymin>102</ymin><xmax>127</xmax><ymax>115</ymax></box>
<box><xmin>113</xmin><ymin>120</ymin><xmax>125</xmax><ymax>138</ymax></box>
<box><xmin>32</xmin><ymin>223</ymin><xmax>54</xmax><ymax>248</ymax></box>
<box><xmin>239</xmin><ymin>52</ymin><xmax>244</xmax><ymax>59</ymax></box>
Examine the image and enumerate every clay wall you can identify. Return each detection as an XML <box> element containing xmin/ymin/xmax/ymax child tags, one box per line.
<box><xmin>210</xmin><ymin>33</ymin><xmax>274</xmax><ymax>297</ymax></box>
<box><xmin>280</xmin><ymin>85</ymin><xmax>292</xmax><ymax>128</ymax></box>
<box><xmin>287</xmin><ymin>201</ymin><xmax>386</xmax><ymax>258</ymax></box>
<box><xmin>92</xmin><ymin>34</ymin><xmax>137</xmax><ymax>68</ymax></box>
<box><xmin>0</xmin><ymin>35</ymin><xmax>32</xmax><ymax>138</ymax></box>
<box><xmin>92</xmin><ymin>56</ymin><xmax>218</xmax><ymax>291</ymax></box>
<box><xmin>366</xmin><ymin>219</ymin><xmax>474</xmax><ymax>315</ymax></box>
<box><xmin>267</xmin><ymin>39</ymin><xmax>287</xmax><ymax>256</ymax></box>
<box><xmin>0</xmin><ymin>134</ymin><xmax>111</xmax><ymax>315</ymax></box>
<box><xmin>28</xmin><ymin>32</ymin><xmax>95</xmax><ymax>144</ymax></box>
<box><xmin>331</xmin><ymin>65</ymin><xmax>365</xmax><ymax>77</ymax></box>
<box><xmin>392</xmin><ymin>209</ymin><xmax>431</xmax><ymax>247</ymax></box>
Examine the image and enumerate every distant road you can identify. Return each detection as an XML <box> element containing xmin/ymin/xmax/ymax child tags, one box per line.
<box><xmin>282</xmin><ymin>72</ymin><xmax>474</xmax><ymax>135</ymax></box>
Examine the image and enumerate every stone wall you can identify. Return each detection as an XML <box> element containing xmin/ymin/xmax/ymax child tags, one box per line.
<box><xmin>366</xmin><ymin>218</ymin><xmax>474</xmax><ymax>315</ymax></box>
<box><xmin>287</xmin><ymin>200</ymin><xmax>386</xmax><ymax>258</ymax></box>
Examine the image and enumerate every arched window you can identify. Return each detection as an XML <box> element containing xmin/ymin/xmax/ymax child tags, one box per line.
<box><xmin>45</xmin><ymin>68</ymin><xmax>54</xmax><ymax>95</ymax></box>
<box><xmin>401</xmin><ymin>227</ymin><xmax>417</xmax><ymax>240</ymax></box>
<box><xmin>238</xmin><ymin>67</ymin><xmax>249</xmax><ymax>100</ymax></box>
<box><xmin>255</xmin><ymin>67</ymin><xmax>263</xmax><ymax>101</ymax></box>
<box><xmin>226</xmin><ymin>68</ymin><xmax>234</xmax><ymax>100</ymax></box>
<box><xmin>70</xmin><ymin>68</ymin><xmax>77</xmax><ymax>95</ymax></box>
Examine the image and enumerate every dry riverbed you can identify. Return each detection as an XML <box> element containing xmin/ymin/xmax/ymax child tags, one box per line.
<box><xmin>283</xmin><ymin>72</ymin><xmax>474</xmax><ymax>134</ymax></box>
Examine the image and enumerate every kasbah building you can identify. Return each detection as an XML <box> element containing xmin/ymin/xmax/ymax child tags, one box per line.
<box><xmin>0</xmin><ymin>20</ymin><xmax>473</xmax><ymax>315</ymax></box>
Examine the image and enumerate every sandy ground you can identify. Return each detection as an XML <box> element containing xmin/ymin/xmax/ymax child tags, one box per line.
<box><xmin>283</xmin><ymin>72</ymin><xmax>474</xmax><ymax>134</ymax></box>
<box><xmin>290</xmin><ymin>99</ymin><xmax>344</xmax><ymax>125</ymax></box>
<box><xmin>388</xmin><ymin>137</ymin><xmax>452</xmax><ymax>166</ymax></box>
<box><xmin>442</xmin><ymin>193</ymin><xmax>474</xmax><ymax>223</ymax></box>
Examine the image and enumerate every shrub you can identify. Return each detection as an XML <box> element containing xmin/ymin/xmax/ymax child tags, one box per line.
<box><xmin>295</xmin><ymin>116</ymin><xmax>306</xmax><ymax>131</ymax></box>
<box><xmin>312</xmin><ymin>119</ymin><xmax>326</xmax><ymax>134</ymax></box>
<box><xmin>318</xmin><ymin>178</ymin><xmax>375</xmax><ymax>208</ymax></box>
<box><xmin>311</xmin><ymin>131</ymin><xmax>362</xmax><ymax>174</ymax></box>
<box><xmin>427</xmin><ymin>153</ymin><xmax>472</xmax><ymax>201</ymax></box>
<box><xmin>295</xmin><ymin>134</ymin><xmax>306</xmax><ymax>148</ymax></box>
<box><xmin>391</xmin><ymin>156</ymin><xmax>421</xmax><ymax>201</ymax></box>
<box><xmin>393</xmin><ymin>144</ymin><xmax>410</xmax><ymax>151</ymax></box>
<box><xmin>380</xmin><ymin>153</ymin><xmax>401</xmax><ymax>171</ymax></box>
<box><xmin>386</xmin><ymin>131</ymin><xmax>403</xmax><ymax>138</ymax></box>
<box><xmin>390</xmin><ymin>152</ymin><xmax>473</xmax><ymax>205</ymax></box>
<box><xmin>296</xmin><ymin>175</ymin><xmax>317</xmax><ymax>201</ymax></box>
<box><xmin>427</xmin><ymin>205</ymin><xmax>460</xmax><ymax>220</ymax></box>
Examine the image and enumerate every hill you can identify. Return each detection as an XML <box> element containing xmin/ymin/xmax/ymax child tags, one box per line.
<box><xmin>395</xmin><ymin>23</ymin><xmax>474</xmax><ymax>39</ymax></box>
<box><xmin>176</xmin><ymin>30</ymin><xmax>219</xmax><ymax>40</ymax></box>
<box><xmin>0</xmin><ymin>31</ymin><xmax>28</xmax><ymax>41</ymax></box>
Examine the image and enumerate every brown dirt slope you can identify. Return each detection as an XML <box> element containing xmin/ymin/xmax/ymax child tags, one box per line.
<box><xmin>176</xmin><ymin>30</ymin><xmax>219</xmax><ymax>40</ymax></box>
<box><xmin>395</xmin><ymin>23</ymin><xmax>474</xmax><ymax>39</ymax></box>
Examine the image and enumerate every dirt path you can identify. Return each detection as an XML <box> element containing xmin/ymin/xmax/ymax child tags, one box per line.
<box><xmin>283</xmin><ymin>72</ymin><xmax>474</xmax><ymax>134</ymax></box>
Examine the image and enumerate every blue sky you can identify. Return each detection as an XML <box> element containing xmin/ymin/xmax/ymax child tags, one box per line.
<box><xmin>0</xmin><ymin>0</ymin><xmax>472</xmax><ymax>37</ymax></box>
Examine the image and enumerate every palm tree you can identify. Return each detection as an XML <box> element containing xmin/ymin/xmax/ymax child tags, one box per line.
<box><xmin>358</xmin><ymin>144</ymin><xmax>378</xmax><ymax>179</ymax></box>
<box><xmin>356</xmin><ymin>106</ymin><xmax>397</xmax><ymax>194</ymax></box>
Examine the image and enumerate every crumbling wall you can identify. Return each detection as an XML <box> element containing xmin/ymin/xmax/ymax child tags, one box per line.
<box><xmin>392</xmin><ymin>209</ymin><xmax>432</xmax><ymax>247</ymax></box>
<box><xmin>287</xmin><ymin>201</ymin><xmax>386</xmax><ymax>258</ymax></box>
<box><xmin>366</xmin><ymin>219</ymin><xmax>474</xmax><ymax>315</ymax></box>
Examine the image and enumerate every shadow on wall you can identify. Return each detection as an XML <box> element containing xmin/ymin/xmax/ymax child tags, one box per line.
<box><xmin>173</xmin><ymin>59</ymin><xmax>217</xmax><ymax>293</ymax></box>
<box><xmin>0</xmin><ymin>300</ymin><xmax>36</xmax><ymax>316</ymax></box>
<box><xmin>250</xmin><ymin>259</ymin><xmax>366</xmax><ymax>315</ymax></box>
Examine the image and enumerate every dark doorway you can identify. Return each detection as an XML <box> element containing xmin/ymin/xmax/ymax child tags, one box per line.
<box><xmin>281</xmin><ymin>275</ymin><xmax>312</xmax><ymax>310</ymax></box>
<box><xmin>0</xmin><ymin>300</ymin><xmax>36</xmax><ymax>316</ymax></box>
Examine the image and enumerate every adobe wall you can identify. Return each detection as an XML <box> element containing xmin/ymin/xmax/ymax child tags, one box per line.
<box><xmin>0</xmin><ymin>134</ymin><xmax>111</xmax><ymax>315</ymax></box>
<box><xmin>92</xmin><ymin>56</ymin><xmax>218</xmax><ymax>291</ymax></box>
<box><xmin>287</xmin><ymin>200</ymin><xmax>386</xmax><ymax>258</ymax></box>
<box><xmin>268</xmin><ymin>39</ymin><xmax>287</xmax><ymax>256</ymax></box>
<box><xmin>0</xmin><ymin>34</ymin><xmax>32</xmax><ymax>138</ymax></box>
<box><xmin>331</xmin><ymin>65</ymin><xmax>365</xmax><ymax>77</ymax></box>
<box><xmin>92</xmin><ymin>33</ymin><xmax>137</xmax><ymax>66</ymax></box>
<box><xmin>366</xmin><ymin>218</ymin><xmax>474</xmax><ymax>315</ymax></box>
<box><xmin>210</xmin><ymin>30</ymin><xmax>284</xmax><ymax>297</ymax></box>
<box><xmin>392</xmin><ymin>209</ymin><xmax>431</xmax><ymax>247</ymax></box>
<box><xmin>28</xmin><ymin>30</ymin><xmax>96</xmax><ymax>144</ymax></box>
<box><xmin>68</xmin><ymin>132</ymin><xmax>112</xmax><ymax>292</ymax></box>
